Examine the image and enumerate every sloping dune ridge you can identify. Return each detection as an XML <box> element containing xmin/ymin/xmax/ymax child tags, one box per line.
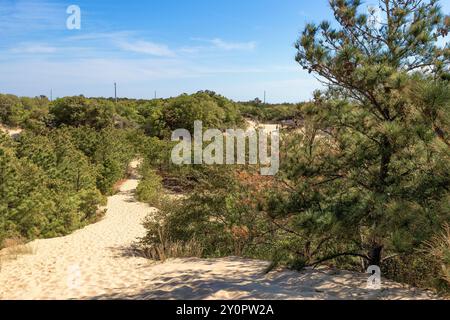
<box><xmin>0</xmin><ymin>164</ymin><xmax>438</xmax><ymax>300</ymax></box>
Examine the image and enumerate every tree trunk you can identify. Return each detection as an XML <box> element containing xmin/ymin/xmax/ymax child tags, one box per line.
<box><xmin>367</xmin><ymin>244</ymin><xmax>383</xmax><ymax>266</ymax></box>
<box><xmin>377</xmin><ymin>135</ymin><xmax>392</xmax><ymax>193</ymax></box>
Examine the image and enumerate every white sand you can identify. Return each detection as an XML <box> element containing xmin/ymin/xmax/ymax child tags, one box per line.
<box><xmin>246</xmin><ymin>119</ymin><xmax>279</xmax><ymax>133</ymax></box>
<box><xmin>0</xmin><ymin>175</ymin><xmax>439</xmax><ymax>300</ymax></box>
<box><xmin>0</xmin><ymin>125</ymin><xmax>23</xmax><ymax>138</ymax></box>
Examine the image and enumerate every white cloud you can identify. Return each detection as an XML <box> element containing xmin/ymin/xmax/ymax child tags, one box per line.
<box><xmin>117</xmin><ymin>40</ymin><xmax>176</xmax><ymax>57</ymax></box>
<box><xmin>0</xmin><ymin>57</ymin><xmax>321</xmax><ymax>102</ymax></box>
<box><xmin>210</xmin><ymin>38</ymin><xmax>257</xmax><ymax>51</ymax></box>
<box><xmin>190</xmin><ymin>38</ymin><xmax>257</xmax><ymax>51</ymax></box>
<box><xmin>179</xmin><ymin>46</ymin><xmax>203</xmax><ymax>54</ymax></box>
<box><xmin>0</xmin><ymin>0</ymin><xmax>63</xmax><ymax>34</ymax></box>
<box><xmin>65</xmin><ymin>31</ymin><xmax>135</xmax><ymax>42</ymax></box>
<box><xmin>367</xmin><ymin>5</ymin><xmax>384</xmax><ymax>29</ymax></box>
<box><xmin>10</xmin><ymin>43</ymin><xmax>57</xmax><ymax>54</ymax></box>
<box><xmin>215</xmin><ymin>77</ymin><xmax>321</xmax><ymax>103</ymax></box>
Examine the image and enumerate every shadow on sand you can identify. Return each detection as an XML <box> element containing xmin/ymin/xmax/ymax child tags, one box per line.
<box><xmin>86</xmin><ymin>257</ymin><xmax>418</xmax><ymax>300</ymax></box>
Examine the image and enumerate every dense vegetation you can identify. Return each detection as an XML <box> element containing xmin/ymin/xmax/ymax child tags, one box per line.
<box><xmin>0</xmin><ymin>91</ymin><xmax>251</xmax><ymax>247</ymax></box>
<box><xmin>141</xmin><ymin>91</ymin><xmax>244</xmax><ymax>138</ymax></box>
<box><xmin>0</xmin><ymin>94</ymin><xmax>50</xmax><ymax>129</ymax></box>
<box><xmin>239</xmin><ymin>100</ymin><xmax>304</xmax><ymax>123</ymax></box>
<box><xmin>0</xmin><ymin>125</ymin><xmax>138</xmax><ymax>244</ymax></box>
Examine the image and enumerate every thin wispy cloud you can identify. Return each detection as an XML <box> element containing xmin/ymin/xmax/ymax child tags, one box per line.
<box><xmin>0</xmin><ymin>0</ymin><xmax>64</xmax><ymax>34</ymax></box>
<box><xmin>190</xmin><ymin>38</ymin><xmax>257</xmax><ymax>51</ymax></box>
<box><xmin>65</xmin><ymin>32</ymin><xmax>177</xmax><ymax>58</ymax></box>
<box><xmin>210</xmin><ymin>38</ymin><xmax>257</xmax><ymax>51</ymax></box>
<box><xmin>11</xmin><ymin>43</ymin><xmax>57</xmax><ymax>54</ymax></box>
<box><xmin>179</xmin><ymin>46</ymin><xmax>203</xmax><ymax>54</ymax></box>
<box><xmin>117</xmin><ymin>40</ymin><xmax>176</xmax><ymax>57</ymax></box>
<box><xmin>65</xmin><ymin>31</ymin><xmax>135</xmax><ymax>42</ymax></box>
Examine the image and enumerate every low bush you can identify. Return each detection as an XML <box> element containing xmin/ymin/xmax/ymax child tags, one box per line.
<box><xmin>136</xmin><ymin>167</ymin><xmax>163</xmax><ymax>207</ymax></box>
<box><xmin>138</xmin><ymin>198</ymin><xmax>203</xmax><ymax>261</ymax></box>
<box><xmin>139</xmin><ymin>166</ymin><xmax>279</xmax><ymax>260</ymax></box>
<box><xmin>422</xmin><ymin>224</ymin><xmax>450</xmax><ymax>291</ymax></box>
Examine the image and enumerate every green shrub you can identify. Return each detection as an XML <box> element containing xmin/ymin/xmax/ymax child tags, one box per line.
<box><xmin>136</xmin><ymin>168</ymin><xmax>163</xmax><ymax>207</ymax></box>
<box><xmin>50</xmin><ymin>96</ymin><xmax>115</xmax><ymax>129</ymax></box>
<box><xmin>138</xmin><ymin>198</ymin><xmax>203</xmax><ymax>261</ymax></box>
<box><xmin>141</xmin><ymin>91</ymin><xmax>244</xmax><ymax>138</ymax></box>
<box><xmin>139</xmin><ymin>166</ymin><xmax>277</xmax><ymax>259</ymax></box>
<box><xmin>423</xmin><ymin>224</ymin><xmax>450</xmax><ymax>291</ymax></box>
<box><xmin>77</xmin><ymin>189</ymin><xmax>106</xmax><ymax>221</ymax></box>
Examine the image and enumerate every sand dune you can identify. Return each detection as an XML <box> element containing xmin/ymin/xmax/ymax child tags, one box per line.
<box><xmin>0</xmin><ymin>176</ymin><xmax>438</xmax><ymax>300</ymax></box>
<box><xmin>246</xmin><ymin>119</ymin><xmax>279</xmax><ymax>133</ymax></box>
<box><xmin>0</xmin><ymin>125</ymin><xmax>23</xmax><ymax>138</ymax></box>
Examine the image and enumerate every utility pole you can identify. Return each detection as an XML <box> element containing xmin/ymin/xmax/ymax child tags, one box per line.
<box><xmin>114</xmin><ymin>82</ymin><xmax>117</xmax><ymax>103</ymax></box>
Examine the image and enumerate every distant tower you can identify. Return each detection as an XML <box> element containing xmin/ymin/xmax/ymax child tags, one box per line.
<box><xmin>154</xmin><ymin>90</ymin><xmax>157</xmax><ymax>99</ymax></box>
<box><xmin>50</xmin><ymin>89</ymin><xmax>53</xmax><ymax>101</ymax></box>
<box><xmin>264</xmin><ymin>91</ymin><xmax>266</xmax><ymax>104</ymax></box>
<box><xmin>114</xmin><ymin>82</ymin><xmax>117</xmax><ymax>103</ymax></box>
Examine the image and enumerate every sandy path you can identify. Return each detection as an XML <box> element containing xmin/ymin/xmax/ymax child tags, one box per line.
<box><xmin>0</xmin><ymin>178</ymin><xmax>155</xmax><ymax>299</ymax></box>
<box><xmin>0</xmin><ymin>177</ymin><xmax>438</xmax><ymax>300</ymax></box>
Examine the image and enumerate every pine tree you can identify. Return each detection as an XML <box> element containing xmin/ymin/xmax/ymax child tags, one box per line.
<box><xmin>287</xmin><ymin>0</ymin><xmax>450</xmax><ymax>266</ymax></box>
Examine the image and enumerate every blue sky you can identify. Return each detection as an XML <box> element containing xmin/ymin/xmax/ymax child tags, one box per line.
<box><xmin>0</xmin><ymin>0</ymin><xmax>449</xmax><ymax>102</ymax></box>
